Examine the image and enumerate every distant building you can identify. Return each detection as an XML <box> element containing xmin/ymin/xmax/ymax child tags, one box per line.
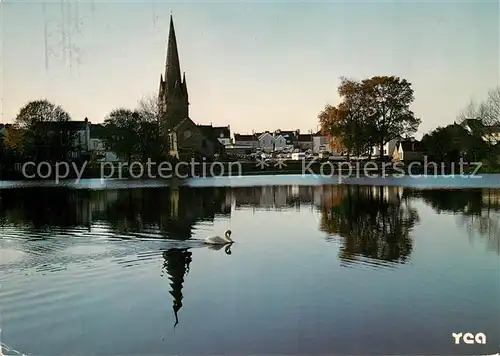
<box><xmin>212</xmin><ymin>126</ymin><xmax>232</xmax><ymax>145</ymax></box>
<box><xmin>297</xmin><ymin>134</ymin><xmax>313</xmax><ymax>151</ymax></box>
<box><xmin>88</xmin><ymin>124</ymin><xmax>120</xmax><ymax>162</ymax></box>
<box><xmin>257</xmin><ymin>132</ymin><xmax>274</xmax><ymax>152</ymax></box>
<box><xmin>312</xmin><ymin>131</ymin><xmax>332</xmax><ymax>154</ymax></box>
<box><xmin>371</xmin><ymin>136</ymin><xmax>402</xmax><ymax>158</ymax></box>
<box><xmin>461</xmin><ymin>119</ymin><xmax>500</xmax><ymax>145</ymax></box>
<box><xmin>158</xmin><ymin>16</ymin><xmax>223</xmax><ymax>160</ymax></box>
<box><xmin>234</xmin><ymin>134</ymin><xmax>258</xmax><ymax>149</ymax></box>
<box><xmin>393</xmin><ymin>139</ymin><xmax>424</xmax><ymax>162</ymax></box>
<box><xmin>31</xmin><ymin>119</ymin><xmax>91</xmax><ymax>160</ymax></box>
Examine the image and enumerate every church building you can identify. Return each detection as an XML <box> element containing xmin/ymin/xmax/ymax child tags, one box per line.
<box><xmin>158</xmin><ymin>16</ymin><xmax>224</xmax><ymax>160</ymax></box>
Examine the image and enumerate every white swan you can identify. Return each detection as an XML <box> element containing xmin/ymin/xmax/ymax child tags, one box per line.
<box><xmin>204</xmin><ymin>229</ymin><xmax>233</xmax><ymax>245</ymax></box>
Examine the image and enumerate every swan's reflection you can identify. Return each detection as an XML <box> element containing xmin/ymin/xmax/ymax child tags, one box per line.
<box><xmin>162</xmin><ymin>243</ymin><xmax>233</xmax><ymax>327</ymax></box>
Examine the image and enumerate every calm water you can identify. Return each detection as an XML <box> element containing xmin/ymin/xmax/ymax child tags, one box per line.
<box><xmin>0</xmin><ymin>179</ymin><xmax>499</xmax><ymax>355</ymax></box>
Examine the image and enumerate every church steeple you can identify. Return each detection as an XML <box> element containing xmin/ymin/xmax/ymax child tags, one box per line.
<box><xmin>164</xmin><ymin>15</ymin><xmax>182</xmax><ymax>95</ymax></box>
<box><xmin>182</xmin><ymin>72</ymin><xmax>188</xmax><ymax>102</ymax></box>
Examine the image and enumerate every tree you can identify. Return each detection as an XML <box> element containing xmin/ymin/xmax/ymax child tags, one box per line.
<box><xmin>362</xmin><ymin>76</ymin><xmax>421</xmax><ymax>160</ymax></box>
<box><xmin>137</xmin><ymin>94</ymin><xmax>162</xmax><ymax>160</ymax></box>
<box><xmin>137</xmin><ymin>94</ymin><xmax>161</xmax><ymax>124</ymax></box>
<box><xmin>319</xmin><ymin>185</ymin><xmax>420</xmax><ymax>264</ymax></box>
<box><xmin>319</xmin><ymin>76</ymin><xmax>420</xmax><ymax>160</ymax></box>
<box><xmin>457</xmin><ymin>86</ymin><xmax>500</xmax><ymax>166</ymax></box>
<box><xmin>102</xmin><ymin>109</ymin><xmax>142</xmax><ymax>164</ymax></box>
<box><xmin>318</xmin><ymin>78</ymin><xmax>374</xmax><ymax>158</ymax></box>
<box><xmin>319</xmin><ymin>104</ymin><xmax>349</xmax><ymax>155</ymax></box>
<box><xmin>421</xmin><ymin>124</ymin><xmax>487</xmax><ymax>162</ymax></box>
<box><xmin>13</xmin><ymin>100</ymin><xmax>73</xmax><ymax>162</ymax></box>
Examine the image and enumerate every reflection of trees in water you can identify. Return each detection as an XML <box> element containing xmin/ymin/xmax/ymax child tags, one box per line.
<box><xmin>319</xmin><ymin>186</ymin><xmax>420</xmax><ymax>265</ymax></box>
<box><xmin>415</xmin><ymin>188</ymin><xmax>500</xmax><ymax>254</ymax></box>
<box><xmin>232</xmin><ymin>186</ymin><xmax>317</xmax><ymax>210</ymax></box>
<box><xmin>162</xmin><ymin>248</ymin><xmax>192</xmax><ymax>327</ymax></box>
<box><xmin>0</xmin><ymin>187</ymin><xmax>231</xmax><ymax>240</ymax></box>
<box><xmin>0</xmin><ymin>188</ymin><xmax>93</xmax><ymax>230</ymax></box>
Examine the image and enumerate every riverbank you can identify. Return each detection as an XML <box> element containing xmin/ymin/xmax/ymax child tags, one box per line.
<box><xmin>0</xmin><ymin>160</ymin><xmax>497</xmax><ymax>180</ymax></box>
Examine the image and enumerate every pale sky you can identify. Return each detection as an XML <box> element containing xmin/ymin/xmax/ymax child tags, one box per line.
<box><xmin>2</xmin><ymin>0</ymin><xmax>499</xmax><ymax>137</ymax></box>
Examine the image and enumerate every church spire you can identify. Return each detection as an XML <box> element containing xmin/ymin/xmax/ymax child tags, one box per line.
<box><xmin>164</xmin><ymin>15</ymin><xmax>182</xmax><ymax>94</ymax></box>
<box><xmin>182</xmin><ymin>72</ymin><xmax>188</xmax><ymax>99</ymax></box>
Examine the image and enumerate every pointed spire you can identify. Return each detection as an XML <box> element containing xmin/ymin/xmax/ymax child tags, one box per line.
<box><xmin>165</xmin><ymin>15</ymin><xmax>182</xmax><ymax>94</ymax></box>
<box><xmin>182</xmin><ymin>72</ymin><xmax>188</xmax><ymax>98</ymax></box>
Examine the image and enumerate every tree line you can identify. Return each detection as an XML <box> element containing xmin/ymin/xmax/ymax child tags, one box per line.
<box><xmin>0</xmin><ymin>95</ymin><xmax>165</xmax><ymax>170</ymax></box>
<box><xmin>319</xmin><ymin>75</ymin><xmax>500</xmax><ymax>165</ymax></box>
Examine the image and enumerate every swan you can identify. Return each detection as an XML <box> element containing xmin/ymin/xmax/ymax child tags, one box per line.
<box><xmin>204</xmin><ymin>229</ymin><xmax>233</xmax><ymax>245</ymax></box>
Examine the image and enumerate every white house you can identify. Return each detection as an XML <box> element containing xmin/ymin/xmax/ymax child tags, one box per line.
<box><xmin>273</xmin><ymin>134</ymin><xmax>287</xmax><ymax>151</ymax></box>
<box><xmin>371</xmin><ymin>136</ymin><xmax>402</xmax><ymax>158</ymax></box>
<box><xmin>258</xmin><ymin>132</ymin><xmax>274</xmax><ymax>152</ymax></box>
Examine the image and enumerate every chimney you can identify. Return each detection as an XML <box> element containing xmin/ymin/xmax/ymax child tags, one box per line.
<box><xmin>84</xmin><ymin>117</ymin><xmax>88</xmax><ymax>123</ymax></box>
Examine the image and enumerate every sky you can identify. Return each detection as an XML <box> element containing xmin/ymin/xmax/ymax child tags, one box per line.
<box><xmin>2</xmin><ymin>0</ymin><xmax>499</xmax><ymax>137</ymax></box>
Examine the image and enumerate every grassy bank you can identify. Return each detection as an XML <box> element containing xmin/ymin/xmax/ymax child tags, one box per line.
<box><xmin>1</xmin><ymin>160</ymin><xmax>497</xmax><ymax>180</ymax></box>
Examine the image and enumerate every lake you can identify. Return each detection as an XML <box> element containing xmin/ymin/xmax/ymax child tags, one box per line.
<box><xmin>0</xmin><ymin>176</ymin><xmax>499</xmax><ymax>355</ymax></box>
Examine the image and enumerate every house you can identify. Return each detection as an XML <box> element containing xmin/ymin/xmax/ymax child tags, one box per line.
<box><xmin>258</xmin><ymin>131</ymin><xmax>274</xmax><ymax>152</ymax></box>
<box><xmin>276</xmin><ymin>130</ymin><xmax>298</xmax><ymax>149</ymax></box>
<box><xmin>393</xmin><ymin>139</ymin><xmax>424</xmax><ymax>162</ymax></box>
<box><xmin>312</xmin><ymin>131</ymin><xmax>332</xmax><ymax>154</ymax></box>
<box><xmin>297</xmin><ymin>134</ymin><xmax>313</xmax><ymax>151</ymax></box>
<box><xmin>88</xmin><ymin>124</ymin><xmax>120</xmax><ymax>162</ymax></box>
<box><xmin>234</xmin><ymin>134</ymin><xmax>258</xmax><ymax>149</ymax></box>
<box><xmin>212</xmin><ymin>125</ymin><xmax>231</xmax><ymax>145</ymax></box>
<box><xmin>31</xmin><ymin>119</ymin><xmax>91</xmax><ymax>160</ymax></box>
<box><xmin>461</xmin><ymin>119</ymin><xmax>500</xmax><ymax>145</ymax></box>
<box><xmin>273</xmin><ymin>134</ymin><xmax>287</xmax><ymax>151</ymax></box>
<box><xmin>371</xmin><ymin>136</ymin><xmax>402</xmax><ymax>158</ymax></box>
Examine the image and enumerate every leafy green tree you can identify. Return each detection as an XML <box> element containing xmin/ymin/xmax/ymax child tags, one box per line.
<box><xmin>362</xmin><ymin>76</ymin><xmax>421</xmax><ymax>160</ymax></box>
<box><xmin>13</xmin><ymin>100</ymin><xmax>73</xmax><ymax>162</ymax></box>
<box><xmin>421</xmin><ymin>124</ymin><xmax>487</xmax><ymax>162</ymax></box>
<box><xmin>102</xmin><ymin>109</ymin><xmax>142</xmax><ymax>164</ymax></box>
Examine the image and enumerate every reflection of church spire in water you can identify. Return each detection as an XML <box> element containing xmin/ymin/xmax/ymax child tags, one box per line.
<box><xmin>163</xmin><ymin>248</ymin><xmax>192</xmax><ymax>327</ymax></box>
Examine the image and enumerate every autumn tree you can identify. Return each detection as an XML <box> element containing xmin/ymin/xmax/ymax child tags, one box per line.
<box><xmin>362</xmin><ymin>76</ymin><xmax>421</xmax><ymax>160</ymax></box>
<box><xmin>319</xmin><ymin>78</ymin><xmax>374</xmax><ymax>157</ymax></box>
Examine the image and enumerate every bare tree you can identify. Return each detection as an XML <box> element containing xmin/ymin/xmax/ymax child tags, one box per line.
<box><xmin>137</xmin><ymin>94</ymin><xmax>161</xmax><ymax>123</ymax></box>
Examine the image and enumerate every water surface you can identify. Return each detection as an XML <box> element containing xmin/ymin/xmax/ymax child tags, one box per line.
<box><xmin>0</xmin><ymin>182</ymin><xmax>499</xmax><ymax>355</ymax></box>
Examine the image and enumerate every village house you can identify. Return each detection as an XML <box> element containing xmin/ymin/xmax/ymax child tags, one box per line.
<box><xmin>392</xmin><ymin>139</ymin><xmax>425</xmax><ymax>162</ymax></box>
<box><xmin>312</xmin><ymin>131</ymin><xmax>333</xmax><ymax>154</ymax></box>
<box><xmin>234</xmin><ymin>134</ymin><xmax>258</xmax><ymax>148</ymax></box>
<box><xmin>212</xmin><ymin>126</ymin><xmax>232</xmax><ymax>145</ymax></box>
<box><xmin>462</xmin><ymin>118</ymin><xmax>500</xmax><ymax>145</ymax></box>
<box><xmin>371</xmin><ymin>136</ymin><xmax>402</xmax><ymax>159</ymax></box>
<box><xmin>297</xmin><ymin>134</ymin><xmax>313</xmax><ymax>151</ymax></box>
<box><xmin>257</xmin><ymin>132</ymin><xmax>275</xmax><ymax>152</ymax></box>
<box><xmin>273</xmin><ymin>134</ymin><xmax>287</xmax><ymax>151</ymax></box>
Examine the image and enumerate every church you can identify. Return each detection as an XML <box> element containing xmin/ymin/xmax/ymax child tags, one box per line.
<box><xmin>158</xmin><ymin>16</ymin><xmax>224</xmax><ymax>161</ymax></box>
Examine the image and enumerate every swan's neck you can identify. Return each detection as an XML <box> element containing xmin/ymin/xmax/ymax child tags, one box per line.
<box><xmin>225</xmin><ymin>234</ymin><xmax>232</xmax><ymax>242</ymax></box>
